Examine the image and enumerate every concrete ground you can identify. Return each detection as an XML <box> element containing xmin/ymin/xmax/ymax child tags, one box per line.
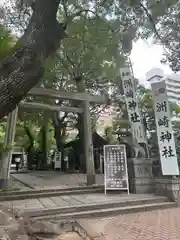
<box><xmin>11</xmin><ymin>171</ymin><xmax>104</xmax><ymax>189</ymax></box>
<box><xmin>78</xmin><ymin>207</ymin><xmax>180</xmax><ymax>240</ymax></box>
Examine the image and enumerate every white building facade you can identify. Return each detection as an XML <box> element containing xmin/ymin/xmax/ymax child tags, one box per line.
<box><xmin>146</xmin><ymin>68</ymin><xmax>180</xmax><ymax>103</ymax></box>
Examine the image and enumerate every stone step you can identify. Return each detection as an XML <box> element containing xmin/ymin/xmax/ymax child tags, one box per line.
<box><xmin>1</xmin><ymin>184</ymin><xmax>104</xmax><ymax>196</ymax></box>
<box><xmin>0</xmin><ymin>187</ymin><xmax>104</xmax><ymax>201</ymax></box>
<box><xmin>29</xmin><ymin>196</ymin><xmax>175</xmax><ymax>220</ymax></box>
<box><xmin>33</xmin><ymin>202</ymin><xmax>176</xmax><ymax>221</ymax></box>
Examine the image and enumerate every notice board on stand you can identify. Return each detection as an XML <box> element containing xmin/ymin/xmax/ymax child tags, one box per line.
<box><xmin>103</xmin><ymin>145</ymin><xmax>129</xmax><ymax>194</ymax></box>
<box><xmin>54</xmin><ymin>152</ymin><xmax>61</xmax><ymax>169</ymax></box>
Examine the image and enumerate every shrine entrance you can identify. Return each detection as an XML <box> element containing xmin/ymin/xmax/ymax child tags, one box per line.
<box><xmin>1</xmin><ymin>87</ymin><xmax>108</xmax><ymax>188</ymax></box>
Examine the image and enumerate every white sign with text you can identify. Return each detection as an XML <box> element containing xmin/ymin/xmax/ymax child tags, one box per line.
<box><xmin>120</xmin><ymin>67</ymin><xmax>146</xmax><ymax>144</ymax></box>
<box><xmin>151</xmin><ymin>80</ymin><xmax>179</xmax><ymax>175</ymax></box>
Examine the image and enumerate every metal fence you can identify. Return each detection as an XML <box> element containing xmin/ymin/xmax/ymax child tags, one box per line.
<box><xmin>93</xmin><ymin>147</ymin><xmax>163</xmax><ymax>177</ymax></box>
<box><xmin>93</xmin><ymin>147</ymin><xmax>104</xmax><ymax>173</ymax></box>
<box><xmin>152</xmin><ymin>160</ymin><xmax>162</xmax><ymax>177</ymax></box>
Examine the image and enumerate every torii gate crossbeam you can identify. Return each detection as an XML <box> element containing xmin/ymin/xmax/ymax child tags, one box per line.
<box><xmin>2</xmin><ymin>87</ymin><xmax>109</xmax><ymax>188</ymax></box>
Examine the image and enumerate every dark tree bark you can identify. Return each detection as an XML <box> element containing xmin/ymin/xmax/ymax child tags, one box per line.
<box><xmin>77</xmin><ymin>113</ymin><xmax>85</xmax><ymax>171</ymax></box>
<box><xmin>0</xmin><ymin>0</ymin><xmax>66</xmax><ymax>119</ymax></box>
<box><xmin>24</xmin><ymin>124</ymin><xmax>35</xmax><ymax>169</ymax></box>
<box><xmin>52</xmin><ymin>111</ymin><xmax>66</xmax><ymax>171</ymax></box>
<box><xmin>39</xmin><ymin>121</ymin><xmax>48</xmax><ymax>168</ymax></box>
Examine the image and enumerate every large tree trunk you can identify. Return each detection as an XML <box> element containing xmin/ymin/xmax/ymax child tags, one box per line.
<box><xmin>77</xmin><ymin>113</ymin><xmax>85</xmax><ymax>171</ymax></box>
<box><xmin>24</xmin><ymin>124</ymin><xmax>35</xmax><ymax>170</ymax></box>
<box><xmin>0</xmin><ymin>0</ymin><xmax>65</xmax><ymax>119</ymax></box>
<box><xmin>52</xmin><ymin>112</ymin><xmax>66</xmax><ymax>171</ymax></box>
<box><xmin>39</xmin><ymin>117</ymin><xmax>48</xmax><ymax>168</ymax></box>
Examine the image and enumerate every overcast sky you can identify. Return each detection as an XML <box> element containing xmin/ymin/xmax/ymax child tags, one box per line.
<box><xmin>130</xmin><ymin>39</ymin><xmax>173</xmax><ymax>84</ymax></box>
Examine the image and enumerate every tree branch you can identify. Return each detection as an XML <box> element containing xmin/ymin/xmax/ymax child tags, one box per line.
<box><xmin>139</xmin><ymin>2</ymin><xmax>162</xmax><ymax>41</ymax></box>
<box><xmin>62</xmin><ymin>0</ymin><xmax>68</xmax><ymax>19</ymax></box>
<box><xmin>0</xmin><ymin>0</ymin><xmax>66</xmax><ymax>119</ymax></box>
<box><xmin>64</xmin><ymin>8</ymin><xmax>114</xmax><ymax>33</ymax></box>
<box><xmin>55</xmin><ymin>52</ymin><xmax>73</xmax><ymax>76</ymax></box>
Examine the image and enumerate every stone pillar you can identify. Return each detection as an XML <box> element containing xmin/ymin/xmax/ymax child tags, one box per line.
<box><xmin>83</xmin><ymin>99</ymin><xmax>95</xmax><ymax>185</ymax></box>
<box><xmin>155</xmin><ymin>177</ymin><xmax>180</xmax><ymax>205</ymax></box>
<box><xmin>0</xmin><ymin>107</ymin><xmax>18</xmax><ymax>189</ymax></box>
<box><xmin>128</xmin><ymin>158</ymin><xmax>154</xmax><ymax>193</ymax></box>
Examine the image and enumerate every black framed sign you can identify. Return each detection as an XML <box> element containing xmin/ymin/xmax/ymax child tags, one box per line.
<box><xmin>103</xmin><ymin>145</ymin><xmax>129</xmax><ymax>194</ymax></box>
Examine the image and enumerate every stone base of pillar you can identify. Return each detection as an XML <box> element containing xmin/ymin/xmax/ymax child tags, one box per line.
<box><xmin>0</xmin><ymin>179</ymin><xmax>9</xmax><ymax>189</ymax></box>
<box><xmin>130</xmin><ymin>178</ymin><xmax>155</xmax><ymax>193</ymax></box>
<box><xmin>155</xmin><ymin>177</ymin><xmax>180</xmax><ymax>205</ymax></box>
<box><xmin>86</xmin><ymin>174</ymin><xmax>96</xmax><ymax>186</ymax></box>
<box><xmin>128</xmin><ymin>158</ymin><xmax>154</xmax><ymax>194</ymax></box>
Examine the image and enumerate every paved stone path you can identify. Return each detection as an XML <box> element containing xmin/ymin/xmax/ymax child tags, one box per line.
<box><xmin>7</xmin><ymin>176</ymin><xmax>30</xmax><ymax>190</ymax></box>
<box><xmin>1</xmin><ymin>193</ymin><xmax>157</xmax><ymax>211</ymax></box>
<box><xmin>12</xmin><ymin>171</ymin><xmax>104</xmax><ymax>189</ymax></box>
<box><xmin>78</xmin><ymin>208</ymin><xmax>180</xmax><ymax>240</ymax></box>
<box><xmin>12</xmin><ymin>172</ymin><xmax>104</xmax><ymax>189</ymax></box>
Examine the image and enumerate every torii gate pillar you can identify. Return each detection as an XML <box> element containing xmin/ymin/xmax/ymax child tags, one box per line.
<box><xmin>0</xmin><ymin>107</ymin><xmax>18</xmax><ymax>189</ymax></box>
<box><xmin>83</xmin><ymin>99</ymin><xmax>95</xmax><ymax>185</ymax></box>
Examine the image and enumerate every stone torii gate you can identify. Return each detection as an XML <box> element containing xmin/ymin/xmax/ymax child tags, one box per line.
<box><xmin>1</xmin><ymin>87</ymin><xmax>109</xmax><ymax>188</ymax></box>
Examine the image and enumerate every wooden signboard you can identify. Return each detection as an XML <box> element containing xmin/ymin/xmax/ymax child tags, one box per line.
<box><xmin>103</xmin><ymin>145</ymin><xmax>129</xmax><ymax>195</ymax></box>
<box><xmin>54</xmin><ymin>152</ymin><xmax>61</xmax><ymax>169</ymax></box>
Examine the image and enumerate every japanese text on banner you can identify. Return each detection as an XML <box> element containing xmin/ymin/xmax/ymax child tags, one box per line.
<box><xmin>120</xmin><ymin>67</ymin><xmax>145</xmax><ymax>143</ymax></box>
<box><xmin>151</xmin><ymin>80</ymin><xmax>179</xmax><ymax>175</ymax></box>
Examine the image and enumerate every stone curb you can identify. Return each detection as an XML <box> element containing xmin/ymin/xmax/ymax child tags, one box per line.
<box><xmin>33</xmin><ymin>202</ymin><xmax>177</xmax><ymax>222</ymax></box>
<box><xmin>75</xmin><ymin>220</ymin><xmax>105</xmax><ymax>239</ymax></box>
<box><xmin>1</xmin><ymin>184</ymin><xmax>104</xmax><ymax>196</ymax></box>
<box><xmin>74</xmin><ymin>221</ymin><xmax>103</xmax><ymax>240</ymax></box>
<box><xmin>0</xmin><ymin>188</ymin><xmax>104</xmax><ymax>201</ymax></box>
<box><xmin>26</xmin><ymin>196</ymin><xmax>170</xmax><ymax>218</ymax></box>
<box><xmin>11</xmin><ymin>174</ymin><xmax>34</xmax><ymax>189</ymax></box>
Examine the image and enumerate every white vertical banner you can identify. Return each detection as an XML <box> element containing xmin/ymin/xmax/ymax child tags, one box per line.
<box><xmin>54</xmin><ymin>152</ymin><xmax>61</xmax><ymax>169</ymax></box>
<box><xmin>151</xmin><ymin>80</ymin><xmax>179</xmax><ymax>175</ymax></box>
<box><xmin>120</xmin><ymin>67</ymin><xmax>146</xmax><ymax>144</ymax></box>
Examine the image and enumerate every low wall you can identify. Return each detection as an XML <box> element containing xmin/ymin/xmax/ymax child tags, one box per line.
<box><xmin>155</xmin><ymin>177</ymin><xmax>180</xmax><ymax>204</ymax></box>
<box><xmin>128</xmin><ymin>158</ymin><xmax>155</xmax><ymax>194</ymax></box>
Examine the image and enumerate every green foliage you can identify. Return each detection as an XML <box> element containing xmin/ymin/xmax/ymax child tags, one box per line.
<box><xmin>113</xmin><ymin>83</ymin><xmax>180</xmax><ymax>138</ymax></box>
<box><xmin>138</xmin><ymin>0</ymin><xmax>180</xmax><ymax>71</ymax></box>
<box><xmin>44</xmin><ymin>15</ymin><xmax>126</xmax><ymax>98</ymax></box>
<box><xmin>0</xmin><ymin>140</ymin><xmax>13</xmax><ymax>155</ymax></box>
<box><xmin>2</xmin><ymin>0</ymin><xmax>179</xmax><ymax>153</ymax></box>
<box><xmin>138</xmin><ymin>85</ymin><xmax>155</xmax><ymax>131</ymax></box>
<box><xmin>104</xmin><ymin>126</ymin><xmax>118</xmax><ymax>144</ymax></box>
<box><xmin>172</xmin><ymin>120</ymin><xmax>180</xmax><ymax>134</ymax></box>
<box><xmin>113</xmin><ymin>118</ymin><xmax>131</xmax><ymax>134</ymax></box>
<box><xmin>0</xmin><ymin>121</ymin><xmax>6</xmax><ymax>143</ymax></box>
<box><xmin>0</xmin><ymin>25</ymin><xmax>15</xmax><ymax>60</ymax></box>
